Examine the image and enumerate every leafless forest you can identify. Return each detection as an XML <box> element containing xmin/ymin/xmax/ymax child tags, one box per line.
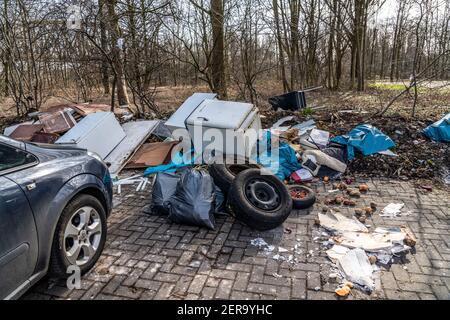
<box><xmin>0</xmin><ymin>0</ymin><xmax>449</xmax><ymax>118</ymax></box>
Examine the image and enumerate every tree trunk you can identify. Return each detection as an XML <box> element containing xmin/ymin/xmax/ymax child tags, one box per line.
<box><xmin>99</xmin><ymin>0</ymin><xmax>110</xmax><ymax>94</ymax></box>
<box><xmin>210</xmin><ymin>0</ymin><xmax>227</xmax><ymax>99</ymax></box>
<box><xmin>273</xmin><ymin>0</ymin><xmax>289</xmax><ymax>92</ymax></box>
<box><xmin>106</xmin><ymin>0</ymin><xmax>130</xmax><ymax>106</ymax></box>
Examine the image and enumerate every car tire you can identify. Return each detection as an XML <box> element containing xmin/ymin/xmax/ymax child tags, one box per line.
<box><xmin>49</xmin><ymin>194</ymin><xmax>107</xmax><ymax>278</ymax></box>
<box><xmin>209</xmin><ymin>162</ymin><xmax>261</xmax><ymax>193</ymax></box>
<box><xmin>288</xmin><ymin>185</ymin><xmax>317</xmax><ymax>210</ymax></box>
<box><xmin>229</xmin><ymin>169</ymin><xmax>293</xmax><ymax>231</ymax></box>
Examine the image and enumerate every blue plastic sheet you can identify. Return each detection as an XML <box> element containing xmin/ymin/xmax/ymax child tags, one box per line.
<box><xmin>423</xmin><ymin>113</ymin><xmax>450</xmax><ymax>143</ymax></box>
<box><xmin>256</xmin><ymin>131</ymin><xmax>302</xmax><ymax>180</ymax></box>
<box><xmin>144</xmin><ymin>149</ymin><xmax>195</xmax><ymax>176</ymax></box>
<box><xmin>331</xmin><ymin>125</ymin><xmax>395</xmax><ymax>161</ymax></box>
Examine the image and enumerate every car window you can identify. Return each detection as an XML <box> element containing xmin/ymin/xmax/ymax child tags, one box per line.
<box><xmin>0</xmin><ymin>143</ymin><xmax>37</xmax><ymax>172</ymax></box>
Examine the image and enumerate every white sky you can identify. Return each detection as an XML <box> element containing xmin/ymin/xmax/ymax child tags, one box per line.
<box><xmin>377</xmin><ymin>0</ymin><xmax>398</xmax><ymax>20</ymax></box>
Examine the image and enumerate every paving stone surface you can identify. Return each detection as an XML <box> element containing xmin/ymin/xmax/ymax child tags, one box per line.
<box><xmin>22</xmin><ymin>178</ymin><xmax>450</xmax><ymax>300</ymax></box>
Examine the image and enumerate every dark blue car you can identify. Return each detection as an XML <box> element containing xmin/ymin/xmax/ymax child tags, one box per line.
<box><xmin>0</xmin><ymin>135</ymin><xmax>113</xmax><ymax>300</ymax></box>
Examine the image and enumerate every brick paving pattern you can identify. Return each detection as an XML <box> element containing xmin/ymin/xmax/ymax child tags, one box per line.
<box><xmin>23</xmin><ymin>178</ymin><xmax>450</xmax><ymax>300</ymax></box>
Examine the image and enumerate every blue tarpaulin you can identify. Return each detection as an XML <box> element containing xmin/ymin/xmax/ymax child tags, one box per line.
<box><xmin>143</xmin><ymin>131</ymin><xmax>302</xmax><ymax>181</ymax></box>
<box><xmin>331</xmin><ymin>124</ymin><xmax>396</xmax><ymax>161</ymax></box>
<box><xmin>256</xmin><ymin>131</ymin><xmax>302</xmax><ymax>181</ymax></box>
<box><xmin>423</xmin><ymin>113</ymin><xmax>450</xmax><ymax>143</ymax></box>
<box><xmin>143</xmin><ymin>149</ymin><xmax>195</xmax><ymax>176</ymax></box>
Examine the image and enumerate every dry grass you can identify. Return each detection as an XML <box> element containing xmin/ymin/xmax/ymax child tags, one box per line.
<box><xmin>1</xmin><ymin>80</ymin><xmax>449</xmax><ymax>130</ymax></box>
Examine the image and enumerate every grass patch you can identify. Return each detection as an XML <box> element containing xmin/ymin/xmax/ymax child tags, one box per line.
<box><xmin>369</xmin><ymin>83</ymin><xmax>410</xmax><ymax>91</ymax></box>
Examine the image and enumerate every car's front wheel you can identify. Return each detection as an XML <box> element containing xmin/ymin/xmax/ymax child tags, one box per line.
<box><xmin>49</xmin><ymin>194</ymin><xmax>107</xmax><ymax>278</ymax></box>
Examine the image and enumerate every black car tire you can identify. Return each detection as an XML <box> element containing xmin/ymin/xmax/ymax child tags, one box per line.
<box><xmin>209</xmin><ymin>162</ymin><xmax>261</xmax><ymax>193</ymax></box>
<box><xmin>49</xmin><ymin>194</ymin><xmax>107</xmax><ymax>278</ymax></box>
<box><xmin>229</xmin><ymin>169</ymin><xmax>293</xmax><ymax>231</ymax></box>
<box><xmin>288</xmin><ymin>185</ymin><xmax>317</xmax><ymax>210</ymax></box>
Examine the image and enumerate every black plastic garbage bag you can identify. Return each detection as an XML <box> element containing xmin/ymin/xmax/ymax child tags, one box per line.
<box><xmin>151</xmin><ymin>172</ymin><xmax>181</xmax><ymax>215</ymax></box>
<box><xmin>168</xmin><ymin>169</ymin><xmax>216</xmax><ymax>230</ymax></box>
<box><xmin>214</xmin><ymin>186</ymin><xmax>227</xmax><ymax>215</ymax></box>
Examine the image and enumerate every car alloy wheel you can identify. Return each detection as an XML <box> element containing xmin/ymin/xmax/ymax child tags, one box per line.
<box><xmin>63</xmin><ymin>206</ymin><xmax>103</xmax><ymax>266</ymax></box>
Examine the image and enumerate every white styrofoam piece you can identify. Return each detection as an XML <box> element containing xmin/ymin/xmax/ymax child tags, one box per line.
<box><xmin>105</xmin><ymin>120</ymin><xmax>159</xmax><ymax>175</ymax></box>
<box><xmin>165</xmin><ymin>93</ymin><xmax>217</xmax><ymax>132</ymax></box>
<box><xmin>56</xmin><ymin>112</ymin><xmax>125</xmax><ymax>159</ymax></box>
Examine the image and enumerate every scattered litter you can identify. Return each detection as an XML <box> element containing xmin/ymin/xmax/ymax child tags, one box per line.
<box><xmin>272</xmin><ymin>116</ymin><xmax>296</xmax><ymax>129</ymax></box>
<box><xmin>378</xmin><ymin>150</ymin><xmax>398</xmax><ymax>157</ymax></box>
<box><xmin>326</xmin><ymin>245</ymin><xmax>350</xmax><ymax>262</ymax></box>
<box><xmin>250</xmin><ymin>238</ymin><xmax>269</xmax><ymax>248</ymax></box>
<box><xmin>380</xmin><ymin>203</ymin><xmax>405</xmax><ymax>218</ymax></box>
<box><xmin>422</xmin><ymin>112</ymin><xmax>449</xmax><ymax>143</ymax></box>
<box><xmin>291</xmin><ymin>168</ymin><xmax>314</xmax><ymax>183</ymax></box>
<box><xmin>336</xmin><ymin>248</ymin><xmax>375</xmax><ymax>291</ymax></box>
<box><xmin>307</xmin><ymin>129</ymin><xmax>330</xmax><ymax>149</ymax></box>
<box><xmin>292</xmin><ymin>119</ymin><xmax>316</xmax><ymax>135</ymax></box>
<box><xmin>332</xmin><ymin>124</ymin><xmax>396</xmax><ymax>161</ymax></box>
<box><xmin>333</xmin><ymin>227</ymin><xmax>411</xmax><ymax>253</ymax></box>
<box><xmin>272</xmin><ymin>273</ymin><xmax>283</xmax><ymax>278</ymax></box>
<box><xmin>335</xmin><ymin>285</ymin><xmax>351</xmax><ymax>297</ymax></box>
<box><xmin>319</xmin><ymin>212</ymin><xmax>369</xmax><ymax>234</ymax></box>
<box><xmin>278</xmin><ymin>247</ymin><xmax>288</xmax><ymax>253</ymax></box>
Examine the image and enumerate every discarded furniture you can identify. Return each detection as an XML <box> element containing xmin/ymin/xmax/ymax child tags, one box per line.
<box><xmin>56</xmin><ymin>112</ymin><xmax>126</xmax><ymax>159</ymax></box>
<box><xmin>165</xmin><ymin>93</ymin><xmax>217</xmax><ymax>132</ymax></box>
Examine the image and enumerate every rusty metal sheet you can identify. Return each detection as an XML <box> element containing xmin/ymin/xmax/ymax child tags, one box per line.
<box><xmin>39</xmin><ymin>110</ymin><xmax>77</xmax><ymax>134</ymax></box>
<box><xmin>125</xmin><ymin>141</ymin><xmax>179</xmax><ymax>169</ymax></box>
<box><xmin>30</xmin><ymin>132</ymin><xmax>60</xmax><ymax>144</ymax></box>
<box><xmin>10</xmin><ymin>124</ymin><xmax>44</xmax><ymax>141</ymax></box>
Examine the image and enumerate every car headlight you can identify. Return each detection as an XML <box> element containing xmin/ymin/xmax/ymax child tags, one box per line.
<box><xmin>87</xmin><ymin>151</ymin><xmax>104</xmax><ymax>163</ymax></box>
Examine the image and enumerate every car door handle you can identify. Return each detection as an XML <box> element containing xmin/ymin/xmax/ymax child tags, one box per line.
<box><xmin>26</xmin><ymin>182</ymin><xmax>37</xmax><ymax>191</ymax></box>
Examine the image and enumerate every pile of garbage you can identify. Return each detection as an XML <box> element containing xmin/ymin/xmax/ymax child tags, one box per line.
<box><xmin>263</xmin><ymin>110</ymin><xmax>449</xmax><ymax>185</ymax></box>
<box><xmin>315</xmin><ymin>203</ymin><xmax>417</xmax><ymax>297</ymax></box>
<box><xmin>2</xmin><ymin>103</ymin><xmax>177</xmax><ymax>178</ymax></box>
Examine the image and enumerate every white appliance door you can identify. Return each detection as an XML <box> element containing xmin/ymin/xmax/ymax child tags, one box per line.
<box><xmin>187</xmin><ymin>100</ymin><xmax>254</xmax><ymax>130</ymax></box>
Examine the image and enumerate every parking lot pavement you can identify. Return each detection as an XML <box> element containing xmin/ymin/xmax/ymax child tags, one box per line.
<box><xmin>23</xmin><ymin>178</ymin><xmax>450</xmax><ymax>300</ymax></box>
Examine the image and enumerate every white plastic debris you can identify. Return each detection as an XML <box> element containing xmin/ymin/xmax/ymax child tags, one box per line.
<box><xmin>319</xmin><ymin>212</ymin><xmax>369</xmax><ymax>234</ymax></box>
<box><xmin>334</xmin><ymin>227</ymin><xmax>408</xmax><ymax>252</ymax></box>
<box><xmin>278</xmin><ymin>247</ymin><xmax>289</xmax><ymax>253</ymax></box>
<box><xmin>336</xmin><ymin>248</ymin><xmax>375</xmax><ymax>291</ymax></box>
<box><xmin>380</xmin><ymin>203</ymin><xmax>405</xmax><ymax>218</ymax></box>
<box><xmin>250</xmin><ymin>238</ymin><xmax>269</xmax><ymax>248</ymax></box>
<box><xmin>326</xmin><ymin>245</ymin><xmax>350</xmax><ymax>263</ymax></box>
<box><xmin>272</xmin><ymin>273</ymin><xmax>283</xmax><ymax>278</ymax></box>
